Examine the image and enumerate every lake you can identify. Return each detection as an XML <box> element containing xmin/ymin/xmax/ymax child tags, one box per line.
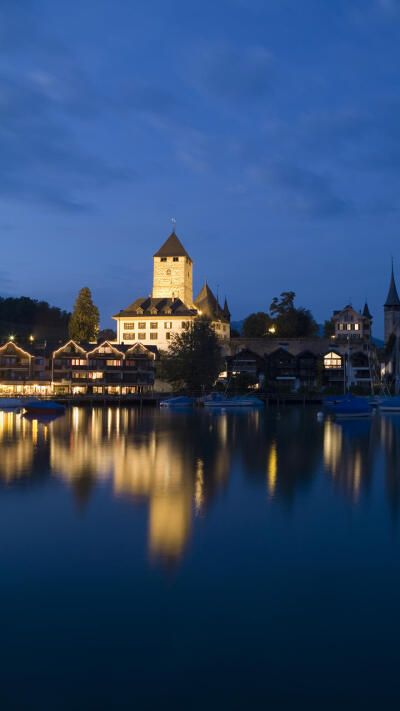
<box><xmin>1</xmin><ymin>405</ymin><xmax>400</xmax><ymax>709</ymax></box>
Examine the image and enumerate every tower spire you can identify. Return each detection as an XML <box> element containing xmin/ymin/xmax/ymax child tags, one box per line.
<box><xmin>385</xmin><ymin>258</ymin><xmax>400</xmax><ymax>307</ymax></box>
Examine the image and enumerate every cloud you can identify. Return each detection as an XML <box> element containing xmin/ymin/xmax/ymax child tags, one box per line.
<box><xmin>250</xmin><ymin>159</ymin><xmax>352</xmax><ymax>217</ymax></box>
<box><xmin>189</xmin><ymin>41</ymin><xmax>274</xmax><ymax>104</ymax></box>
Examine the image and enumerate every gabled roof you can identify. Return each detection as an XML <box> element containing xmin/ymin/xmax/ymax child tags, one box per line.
<box><xmin>113</xmin><ymin>297</ymin><xmax>196</xmax><ymax>319</ymax></box>
<box><xmin>384</xmin><ymin>264</ymin><xmax>400</xmax><ymax>307</ymax></box>
<box><xmin>194</xmin><ymin>283</ymin><xmax>230</xmax><ymax>323</ymax></box>
<box><xmin>153</xmin><ymin>232</ymin><xmax>192</xmax><ymax>260</ymax></box>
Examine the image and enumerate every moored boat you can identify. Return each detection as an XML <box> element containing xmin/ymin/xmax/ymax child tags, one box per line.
<box><xmin>203</xmin><ymin>392</ymin><xmax>263</xmax><ymax>408</ymax></box>
<box><xmin>378</xmin><ymin>395</ymin><xmax>400</xmax><ymax>413</ymax></box>
<box><xmin>331</xmin><ymin>394</ymin><xmax>372</xmax><ymax>419</ymax></box>
<box><xmin>24</xmin><ymin>400</ymin><xmax>65</xmax><ymax>415</ymax></box>
<box><xmin>160</xmin><ymin>396</ymin><xmax>195</xmax><ymax>408</ymax></box>
<box><xmin>0</xmin><ymin>397</ymin><xmax>26</xmax><ymax>410</ymax></box>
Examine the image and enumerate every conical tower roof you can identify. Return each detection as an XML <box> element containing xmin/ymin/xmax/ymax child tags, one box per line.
<box><xmin>153</xmin><ymin>232</ymin><xmax>192</xmax><ymax>260</ymax></box>
<box><xmin>223</xmin><ymin>297</ymin><xmax>230</xmax><ymax>318</ymax></box>
<box><xmin>384</xmin><ymin>263</ymin><xmax>400</xmax><ymax>307</ymax></box>
<box><xmin>194</xmin><ymin>283</ymin><xmax>226</xmax><ymax>321</ymax></box>
<box><xmin>362</xmin><ymin>301</ymin><xmax>372</xmax><ymax>319</ymax></box>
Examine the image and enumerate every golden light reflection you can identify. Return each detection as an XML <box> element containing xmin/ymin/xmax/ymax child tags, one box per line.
<box><xmin>195</xmin><ymin>458</ymin><xmax>204</xmax><ymax>513</ymax></box>
<box><xmin>267</xmin><ymin>442</ymin><xmax>277</xmax><ymax>496</ymax></box>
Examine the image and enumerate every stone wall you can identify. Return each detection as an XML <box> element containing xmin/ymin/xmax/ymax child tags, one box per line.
<box><xmin>152</xmin><ymin>256</ymin><xmax>193</xmax><ymax>306</ymax></box>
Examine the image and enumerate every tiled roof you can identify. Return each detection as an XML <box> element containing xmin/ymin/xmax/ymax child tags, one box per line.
<box><xmin>153</xmin><ymin>232</ymin><xmax>192</xmax><ymax>260</ymax></box>
<box><xmin>194</xmin><ymin>283</ymin><xmax>230</xmax><ymax>323</ymax></box>
<box><xmin>113</xmin><ymin>297</ymin><xmax>196</xmax><ymax>319</ymax></box>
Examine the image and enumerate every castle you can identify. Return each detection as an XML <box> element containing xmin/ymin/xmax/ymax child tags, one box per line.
<box><xmin>113</xmin><ymin>231</ymin><xmax>230</xmax><ymax>348</ymax></box>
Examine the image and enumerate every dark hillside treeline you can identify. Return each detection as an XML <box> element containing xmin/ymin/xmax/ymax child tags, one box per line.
<box><xmin>0</xmin><ymin>296</ymin><xmax>70</xmax><ymax>341</ymax></box>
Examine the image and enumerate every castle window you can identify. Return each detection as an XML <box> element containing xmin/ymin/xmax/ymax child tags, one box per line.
<box><xmin>150</xmin><ymin>333</ymin><xmax>158</xmax><ymax>340</ymax></box>
<box><xmin>166</xmin><ymin>269</ymin><xmax>171</xmax><ymax>275</ymax></box>
<box><xmin>181</xmin><ymin>321</ymin><xmax>190</xmax><ymax>329</ymax></box>
<box><xmin>166</xmin><ymin>332</ymin><xmax>171</xmax><ymax>340</ymax></box>
<box><xmin>123</xmin><ymin>333</ymin><xmax>135</xmax><ymax>340</ymax></box>
<box><xmin>150</xmin><ymin>322</ymin><xmax>158</xmax><ymax>329</ymax></box>
<box><xmin>355</xmin><ymin>323</ymin><xmax>360</xmax><ymax>331</ymax></box>
<box><xmin>164</xmin><ymin>322</ymin><xmax>172</xmax><ymax>329</ymax></box>
<box><xmin>138</xmin><ymin>332</ymin><xmax>146</xmax><ymax>339</ymax></box>
<box><xmin>123</xmin><ymin>323</ymin><xmax>134</xmax><ymax>330</ymax></box>
<box><xmin>339</xmin><ymin>323</ymin><xmax>344</xmax><ymax>331</ymax></box>
<box><xmin>173</xmin><ymin>257</ymin><xmax>179</xmax><ymax>262</ymax></box>
<box><xmin>161</xmin><ymin>257</ymin><xmax>167</xmax><ymax>262</ymax></box>
<box><xmin>347</xmin><ymin>324</ymin><xmax>351</xmax><ymax>331</ymax></box>
<box><xmin>138</xmin><ymin>322</ymin><xmax>146</xmax><ymax>329</ymax></box>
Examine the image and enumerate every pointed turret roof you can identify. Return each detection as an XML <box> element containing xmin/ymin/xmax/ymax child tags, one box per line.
<box><xmin>153</xmin><ymin>232</ymin><xmax>192</xmax><ymax>260</ymax></box>
<box><xmin>194</xmin><ymin>283</ymin><xmax>229</xmax><ymax>322</ymax></box>
<box><xmin>362</xmin><ymin>301</ymin><xmax>372</xmax><ymax>319</ymax></box>
<box><xmin>384</xmin><ymin>263</ymin><xmax>400</xmax><ymax>307</ymax></box>
<box><xmin>223</xmin><ymin>297</ymin><xmax>230</xmax><ymax>318</ymax></box>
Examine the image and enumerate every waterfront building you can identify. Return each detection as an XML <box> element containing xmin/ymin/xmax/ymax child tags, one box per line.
<box><xmin>0</xmin><ymin>339</ymin><xmax>155</xmax><ymax>395</ymax></box>
<box><xmin>113</xmin><ymin>230</ymin><xmax>230</xmax><ymax>348</ymax></box>
<box><xmin>331</xmin><ymin>303</ymin><xmax>372</xmax><ymax>342</ymax></box>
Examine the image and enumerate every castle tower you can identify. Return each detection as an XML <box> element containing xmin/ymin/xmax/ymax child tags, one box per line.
<box><xmin>152</xmin><ymin>232</ymin><xmax>193</xmax><ymax>306</ymax></box>
<box><xmin>384</xmin><ymin>262</ymin><xmax>400</xmax><ymax>344</ymax></box>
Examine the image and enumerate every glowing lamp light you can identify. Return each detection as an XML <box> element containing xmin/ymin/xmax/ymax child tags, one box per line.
<box><xmin>268</xmin><ymin>326</ymin><xmax>276</xmax><ymax>334</ymax></box>
<box><xmin>9</xmin><ymin>335</ymin><xmax>14</xmax><ymax>341</ymax></box>
<box><xmin>29</xmin><ymin>335</ymin><xmax>34</xmax><ymax>342</ymax></box>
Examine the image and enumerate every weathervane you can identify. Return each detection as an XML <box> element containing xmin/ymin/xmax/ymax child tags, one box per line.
<box><xmin>171</xmin><ymin>217</ymin><xmax>176</xmax><ymax>233</ymax></box>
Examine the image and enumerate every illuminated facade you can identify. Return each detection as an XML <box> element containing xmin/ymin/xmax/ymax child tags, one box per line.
<box><xmin>0</xmin><ymin>339</ymin><xmax>155</xmax><ymax>395</ymax></box>
<box><xmin>113</xmin><ymin>230</ymin><xmax>230</xmax><ymax>348</ymax></box>
<box><xmin>332</xmin><ymin>304</ymin><xmax>372</xmax><ymax>342</ymax></box>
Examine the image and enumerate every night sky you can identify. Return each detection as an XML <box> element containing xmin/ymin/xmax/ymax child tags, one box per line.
<box><xmin>1</xmin><ymin>0</ymin><xmax>399</xmax><ymax>336</ymax></box>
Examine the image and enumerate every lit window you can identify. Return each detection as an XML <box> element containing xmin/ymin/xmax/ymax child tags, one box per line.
<box><xmin>123</xmin><ymin>333</ymin><xmax>135</xmax><ymax>340</ymax></box>
<box><xmin>88</xmin><ymin>372</ymin><xmax>103</xmax><ymax>379</ymax></box>
<box><xmin>339</xmin><ymin>323</ymin><xmax>344</xmax><ymax>331</ymax></box>
<box><xmin>72</xmin><ymin>372</ymin><xmax>86</xmax><ymax>379</ymax></box>
<box><xmin>347</xmin><ymin>324</ymin><xmax>351</xmax><ymax>331</ymax></box>
<box><xmin>150</xmin><ymin>333</ymin><xmax>158</xmax><ymax>340</ymax></box>
<box><xmin>106</xmin><ymin>359</ymin><xmax>122</xmax><ymax>366</ymax></box>
<box><xmin>71</xmin><ymin>359</ymin><xmax>86</xmax><ymax>366</ymax></box>
<box><xmin>164</xmin><ymin>321</ymin><xmax>172</xmax><ymax>329</ymax></box>
<box><xmin>138</xmin><ymin>322</ymin><xmax>146</xmax><ymax>329</ymax></box>
<box><xmin>150</xmin><ymin>322</ymin><xmax>158</xmax><ymax>329</ymax></box>
<box><xmin>324</xmin><ymin>352</ymin><xmax>342</xmax><ymax>369</ymax></box>
<box><xmin>99</xmin><ymin>347</ymin><xmax>111</xmax><ymax>353</ymax></box>
<box><xmin>355</xmin><ymin>323</ymin><xmax>359</xmax><ymax>331</ymax></box>
<box><xmin>123</xmin><ymin>323</ymin><xmax>134</xmax><ymax>330</ymax></box>
<box><xmin>166</xmin><ymin>332</ymin><xmax>171</xmax><ymax>340</ymax></box>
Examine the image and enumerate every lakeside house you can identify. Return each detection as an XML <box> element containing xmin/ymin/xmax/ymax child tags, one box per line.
<box><xmin>0</xmin><ymin>339</ymin><xmax>155</xmax><ymax>396</ymax></box>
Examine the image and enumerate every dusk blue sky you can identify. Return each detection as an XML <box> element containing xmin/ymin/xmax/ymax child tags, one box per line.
<box><xmin>1</xmin><ymin>0</ymin><xmax>400</xmax><ymax>335</ymax></box>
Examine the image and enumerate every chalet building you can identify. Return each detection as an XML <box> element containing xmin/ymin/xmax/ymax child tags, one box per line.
<box><xmin>0</xmin><ymin>339</ymin><xmax>155</xmax><ymax>396</ymax></box>
<box><xmin>113</xmin><ymin>230</ymin><xmax>230</xmax><ymax>348</ymax></box>
<box><xmin>225</xmin><ymin>340</ymin><xmax>373</xmax><ymax>391</ymax></box>
<box><xmin>331</xmin><ymin>303</ymin><xmax>372</xmax><ymax>342</ymax></box>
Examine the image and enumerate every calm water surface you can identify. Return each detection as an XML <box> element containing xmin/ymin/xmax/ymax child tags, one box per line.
<box><xmin>1</xmin><ymin>405</ymin><xmax>400</xmax><ymax>709</ymax></box>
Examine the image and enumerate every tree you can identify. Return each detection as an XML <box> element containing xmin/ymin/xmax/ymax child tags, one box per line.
<box><xmin>269</xmin><ymin>292</ymin><xmax>318</xmax><ymax>338</ymax></box>
<box><xmin>69</xmin><ymin>287</ymin><xmax>99</xmax><ymax>342</ymax></box>
<box><xmin>0</xmin><ymin>296</ymin><xmax>70</xmax><ymax>341</ymax></box>
<box><xmin>242</xmin><ymin>312</ymin><xmax>273</xmax><ymax>338</ymax></box>
<box><xmin>159</xmin><ymin>317</ymin><xmax>222</xmax><ymax>393</ymax></box>
<box><xmin>323</xmin><ymin>319</ymin><xmax>335</xmax><ymax>338</ymax></box>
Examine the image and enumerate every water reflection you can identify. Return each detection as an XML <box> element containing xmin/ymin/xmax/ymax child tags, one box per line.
<box><xmin>2</xmin><ymin>407</ymin><xmax>400</xmax><ymax>563</ymax></box>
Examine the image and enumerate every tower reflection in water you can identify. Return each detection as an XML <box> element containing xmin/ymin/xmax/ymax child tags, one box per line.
<box><xmin>2</xmin><ymin>407</ymin><xmax>400</xmax><ymax>564</ymax></box>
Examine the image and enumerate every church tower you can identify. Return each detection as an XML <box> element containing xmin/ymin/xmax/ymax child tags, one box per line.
<box><xmin>152</xmin><ymin>232</ymin><xmax>193</xmax><ymax>306</ymax></box>
<box><xmin>384</xmin><ymin>262</ymin><xmax>400</xmax><ymax>344</ymax></box>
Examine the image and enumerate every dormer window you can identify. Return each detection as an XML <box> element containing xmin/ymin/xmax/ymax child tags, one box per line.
<box><xmin>161</xmin><ymin>257</ymin><xmax>167</xmax><ymax>262</ymax></box>
<box><xmin>173</xmin><ymin>257</ymin><xmax>179</xmax><ymax>262</ymax></box>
